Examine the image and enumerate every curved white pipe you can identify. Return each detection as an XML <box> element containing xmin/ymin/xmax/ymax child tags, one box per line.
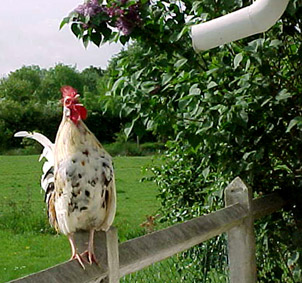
<box><xmin>191</xmin><ymin>0</ymin><xmax>289</xmax><ymax>52</ymax></box>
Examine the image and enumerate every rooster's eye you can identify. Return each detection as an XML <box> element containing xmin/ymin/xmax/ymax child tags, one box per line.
<box><xmin>65</xmin><ymin>98</ymin><xmax>72</xmax><ymax>106</ymax></box>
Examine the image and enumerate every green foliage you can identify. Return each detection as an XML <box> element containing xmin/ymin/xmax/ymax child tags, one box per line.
<box><xmin>65</xmin><ymin>0</ymin><xmax>302</xmax><ymax>280</ymax></box>
<box><xmin>35</xmin><ymin>64</ymin><xmax>84</xmax><ymax>102</ymax></box>
<box><xmin>0</xmin><ymin>98</ymin><xmax>61</xmax><ymax>150</ymax></box>
<box><xmin>104</xmin><ymin>141</ymin><xmax>164</xmax><ymax>156</ymax></box>
<box><xmin>62</xmin><ymin>0</ymin><xmax>187</xmax><ymax>47</ymax></box>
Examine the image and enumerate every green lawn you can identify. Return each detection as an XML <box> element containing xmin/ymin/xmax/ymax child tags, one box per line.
<box><xmin>0</xmin><ymin>155</ymin><xmax>161</xmax><ymax>282</ymax></box>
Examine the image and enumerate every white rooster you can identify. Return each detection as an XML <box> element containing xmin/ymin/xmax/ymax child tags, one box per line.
<box><xmin>15</xmin><ymin>86</ymin><xmax>116</xmax><ymax>268</ymax></box>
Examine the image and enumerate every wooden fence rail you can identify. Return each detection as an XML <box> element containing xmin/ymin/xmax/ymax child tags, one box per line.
<box><xmin>11</xmin><ymin>177</ymin><xmax>287</xmax><ymax>283</ymax></box>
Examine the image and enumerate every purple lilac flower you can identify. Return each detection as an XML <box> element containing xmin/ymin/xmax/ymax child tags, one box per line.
<box><xmin>116</xmin><ymin>18</ymin><xmax>133</xmax><ymax>35</ymax></box>
<box><xmin>106</xmin><ymin>5</ymin><xmax>124</xmax><ymax>18</ymax></box>
<box><xmin>114</xmin><ymin>3</ymin><xmax>142</xmax><ymax>35</ymax></box>
<box><xmin>74</xmin><ymin>0</ymin><xmax>103</xmax><ymax>17</ymax></box>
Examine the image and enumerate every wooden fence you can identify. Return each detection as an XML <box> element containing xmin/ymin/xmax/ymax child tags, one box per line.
<box><xmin>11</xmin><ymin>177</ymin><xmax>287</xmax><ymax>283</ymax></box>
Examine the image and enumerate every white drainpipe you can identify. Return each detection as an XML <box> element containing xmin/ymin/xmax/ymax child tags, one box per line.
<box><xmin>191</xmin><ymin>0</ymin><xmax>289</xmax><ymax>52</ymax></box>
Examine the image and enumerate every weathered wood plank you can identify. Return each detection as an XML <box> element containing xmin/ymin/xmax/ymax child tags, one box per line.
<box><xmin>225</xmin><ymin>177</ymin><xmax>257</xmax><ymax>283</ymax></box>
<box><xmin>253</xmin><ymin>192</ymin><xmax>287</xmax><ymax>219</ymax></box>
<box><xmin>106</xmin><ymin>227</ymin><xmax>119</xmax><ymax>283</ymax></box>
<box><xmin>119</xmin><ymin>202</ymin><xmax>247</xmax><ymax>277</ymax></box>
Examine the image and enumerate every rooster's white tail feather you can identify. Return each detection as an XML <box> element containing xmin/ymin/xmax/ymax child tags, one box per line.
<box><xmin>14</xmin><ymin>131</ymin><xmax>55</xmax><ymax>195</ymax></box>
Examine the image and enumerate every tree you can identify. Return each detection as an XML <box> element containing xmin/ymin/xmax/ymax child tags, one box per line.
<box><xmin>0</xmin><ymin>66</ymin><xmax>44</xmax><ymax>104</ymax></box>
<box><xmin>64</xmin><ymin>0</ymin><xmax>302</xmax><ymax>280</ymax></box>
<box><xmin>81</xmin><ymin>66</ymin><xmax>104</xmax><ymax>93</ymax></box>
<box><xmin>8</xmin><ymin>65</ymin><xmax>43</xmax><ymax>90</ymax></box>
<box><xmin>36</xmin><ymin>64</ymin><xmax>84</xmax><ymax>102</ymax></box>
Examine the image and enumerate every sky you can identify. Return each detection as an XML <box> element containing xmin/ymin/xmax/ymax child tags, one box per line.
<box><xmin>0</xmin><ymin>0</ymin><xmax>122</xmax><ymax>77</ymax></box>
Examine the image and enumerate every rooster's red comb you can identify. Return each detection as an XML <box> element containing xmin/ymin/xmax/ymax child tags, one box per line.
<box><xmin>60</xmin><ymin>86</ymin><xmax>78</xmax><ymax>98</ymax></box>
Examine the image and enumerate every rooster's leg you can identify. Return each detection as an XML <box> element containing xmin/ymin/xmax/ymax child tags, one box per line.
<box><xmin>81</xmin><ymin>229</ymin><xmax>98</xmax><ymax>265</ymax></box>
<box><xmin>68</xmin><ymin>233</ymin><xmax>85</xmax><ymax>269</ymax></box>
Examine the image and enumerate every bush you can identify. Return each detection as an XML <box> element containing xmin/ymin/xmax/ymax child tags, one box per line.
<box><xmin>105</xmin><ymin>142</ymin><xmax>143</xmax><ymax>156</ymax></box>
<box><xmin>105</xmin><ymin>141</ymin><xmax>163</xmax><ymax>156</ymax></box>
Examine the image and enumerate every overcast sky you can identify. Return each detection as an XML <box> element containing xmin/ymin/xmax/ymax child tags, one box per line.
<box><xmin>0</xmin><ymin>0</ymin><xmax>122</xmax><ymax>77</ymax></box>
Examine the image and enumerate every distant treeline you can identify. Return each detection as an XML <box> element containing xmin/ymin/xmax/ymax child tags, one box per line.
<box><xmin>0</xmin><ymin>64</ymin><xmax>130</xmax><ymax>151</ymax></box>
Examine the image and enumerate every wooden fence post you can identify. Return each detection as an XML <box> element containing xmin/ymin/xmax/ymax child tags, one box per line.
<box><xmin>75</xmin><ymin>227</ymin><xmax>119</xmax><ymax>283</ymax></box>
<box><xmin>225</xmin><ymin>177</ymin><xmax>257</xmax><ymax>283</ymax></box>
<box><xmin>105</xmin><ymin>227</ymin><xmax>120</xmax><ymax>283</ymax></box>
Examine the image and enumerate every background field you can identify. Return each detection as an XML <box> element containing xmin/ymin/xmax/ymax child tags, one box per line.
<box><xmin>0</xmin><ymin>155</ymin><xmax>163</xmax><ymax>282</ymax></box>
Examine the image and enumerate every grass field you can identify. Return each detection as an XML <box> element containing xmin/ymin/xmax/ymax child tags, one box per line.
<box><xmin>0</xmin><ymin>155</ymin><xmax>162</xmax><ymax>282</ymax></box>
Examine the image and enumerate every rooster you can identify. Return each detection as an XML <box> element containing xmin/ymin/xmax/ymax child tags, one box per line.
<box><xmin>15</xmin><ymin>86</ymin><xmax>116</xmax><ymax>268</ymax></box>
